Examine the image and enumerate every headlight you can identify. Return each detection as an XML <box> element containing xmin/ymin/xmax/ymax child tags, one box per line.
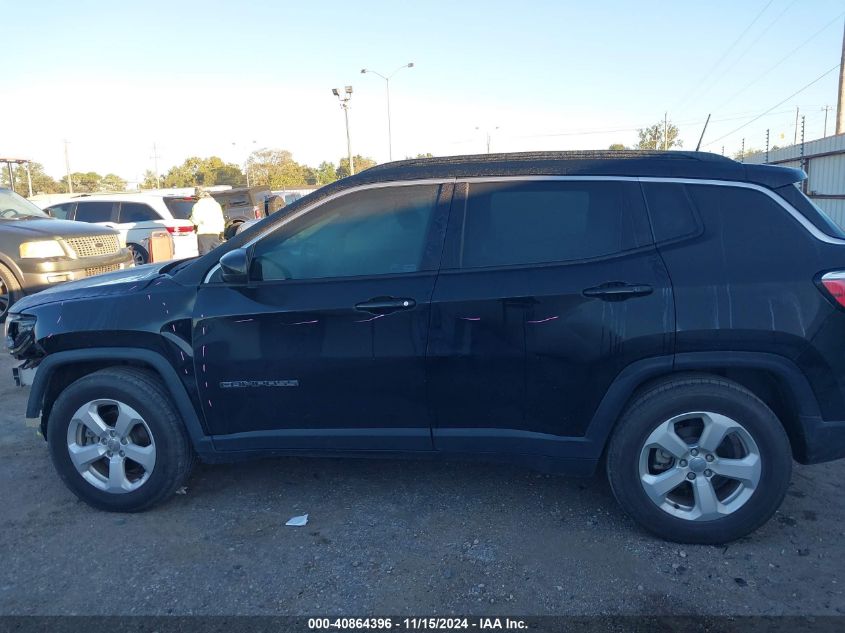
<box><xmin>19</xmin><ymin>240</ymin><xmax>65</xmax><ymax>258</ymax></box>
<box><xmin>5</xmin><ymin>314</ymin><xmax>37</xmax><ymax>357</ymax></box>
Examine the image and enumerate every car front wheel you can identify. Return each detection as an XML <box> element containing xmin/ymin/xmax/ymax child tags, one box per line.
<box><xmin>47</xmin><ymin>367</ymin><xmax>194</xmax><ymax>512</ymax></box>
<box><xmin>606</xmin><ymin>375</ymin><xmax>792</xmax><ymax>544</ymax></box>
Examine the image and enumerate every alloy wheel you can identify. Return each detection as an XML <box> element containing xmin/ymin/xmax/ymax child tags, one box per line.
<box><xmin>638</xmin><ymin>411</ymin><xmax>761</xmax><ymax>521</ymax></box>
<box><xmin>66</xmin><ymin>399</ymin><xmax>156</xmax><ymax>494</ymax></box>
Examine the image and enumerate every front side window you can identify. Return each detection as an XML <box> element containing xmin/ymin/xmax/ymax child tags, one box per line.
<box><xmin>251</xmin><ymin>185</ymin><xmax>440</xmax><ymax>281</ymax></box>
<box><xmin>118</xmin><ymin>202</ymin><xmax>160</xmax><ymax>223</ymax></box>
<box><xmin>47</xmin><ymin>202</ymin><xmax>75</xmax><ymax>220</ymax></box>
<box><xmin>75</xmin><ymin>201</ymin><xmax>114</xmax><ymax>223</ymax></box>
<box><xmin>453</xmin><ymin>180</ymin><xmax>649</xmax><ymax>269</ymax></box>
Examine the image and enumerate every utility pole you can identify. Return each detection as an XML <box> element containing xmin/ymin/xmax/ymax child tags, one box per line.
<box><xmin>663</xmin><ymin>111</ymin><xmax>668</xmax><ymax>150</ymax></box>
<box><xmin>822</xmin><ymin>105</ymin><xmax>833</xmax><ymax>137</ymax></box>
<box><xmin>837</xmin><ymin>17</ymin><xmax>845</xmax><ymax>135</ymax></box>
<box><xmin>25</xmin><ymin>162</ymin><xmax>32</xmax><ymax>197</ymax></box>
<box><xmin>765</xmin><ymin>129</ymin><xmax>770</xmax><ymax>163</ymax></box>
<box><xmin>150</xmin><ymin>143</ymin><xmax>162</xmax><ymax>189</ymax></box>
<box><xmin>63</xmin><ymin>140</ymin><xmax>73</xmax><ymax>194</ymax></box>
<box><xmin>793</xmin><ymin>106</ymin><xmax>800</xmax><ymax>145</ymax></box>
<box><xmin>740</xmin><ymin>138</ymin><xmax>745</xmax><ymax>163</ymax></box>
<box><xmin>475</xmin><ymin>126</ymin><xmax>499</xmax><ymax>153</ymax></box>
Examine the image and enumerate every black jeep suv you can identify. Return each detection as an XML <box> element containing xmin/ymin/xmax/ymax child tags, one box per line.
<box><xmin>6</xmin><ymin>151</ymin><xmax>845</xmax><ymax>543</ymax></box>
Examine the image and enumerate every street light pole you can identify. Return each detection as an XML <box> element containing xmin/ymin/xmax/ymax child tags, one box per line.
<box><xmin>361</xmin><ymin>63</ymin><xmax>414</xmax><ymax>161</ymax></box>
<box><xmin>332</xmin><ymin>86</ymin><xmax>354</xmax><ymax>175</ymax></box>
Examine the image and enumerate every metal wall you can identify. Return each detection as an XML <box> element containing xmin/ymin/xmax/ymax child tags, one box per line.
<box><xmin>745</xmin><ymin>133</ymin><xmax>845</xmax><ymax>227</ymax></box>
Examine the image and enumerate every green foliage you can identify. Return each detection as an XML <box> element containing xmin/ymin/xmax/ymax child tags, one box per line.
<box><xmin>608</xmin><ymin>143</ymin><xmax>627</xmax><ymax>150</ymax></box>
<box><xmin>315</xmin><ymin>161</ymin><xmax>338</xmax><ymax>185</ymax></box>
<box><xmin>636</xmin><ymin>121</ymin><xmax>682</xmax><ymax>150</ymax></box>
<box><xmin>246</xmin><ymin>149</ymin><xmax>308</xmax><ymax>188</ymax></box>
<box><xmin>100</xmin><ymin>173</ymin><xmax>127</xmax><ymax>191</ymax></box>
<box><xmin>163</xmin><ymin>156</ymin><xmax>246</xmax><ymax>188</ymax></box>
<box><xmin>0</xmin><ymin>162</ymin><xmax>61</xmax><ymax>195</ymax></box>
<box><xmin>60</xmin><ymin>171</ymin><xmax>103</xmax><ymax>193</ymax></box>
<box><xmin>732</xmin><ymin>147</ymin><xmax>760</xmax><ymax>160</ymax></box>
<box><xmin>337</xmin><ymin>155</ymin><xmax>377</xmax><ymax>179</ymax></box>
<box><xmin>414</xmin><ymin>153</ymin><xmax>434</xmax><ymax>158</ymax></box>
<box><xmin>141</xmin><ymin>170</ymin><xmax>160</xmax><ymax>189</ymax></box>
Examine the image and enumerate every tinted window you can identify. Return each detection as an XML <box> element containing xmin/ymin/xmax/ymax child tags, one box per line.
<box><xmin>163</xmin><ymin>197</ymin><xmax>196</xmax><ymax>220</ymax></box>
<box><xmin>118</xmin><ymin>202</ymin><xmax>160</xmax><ymax>223</ymax></box>
<box><xmin>641</xmin><ymin>182</ymin><xmax>701</xmax><ymax>243</ymax></box>
<box><xmin>75</xmin><ymin>201</ymin><xmax>114</xmax><ymax>223</ymax></box>
<box><xmin>455</xmin><ymin>180</ymin><xmax>649</xmax><ymax>269</ymax></box>
<box><xmin>775</xmin><ymin>184</ymin><xmax>845</xmax><ymax>238</ymax></box>
<box><xmin>47</xmin><ymin>202</ymin><xmax>75</xmax><ymax>220</ymax></box>
<box><xmin>252</xmin><ymin>185</ymin><xmax>439</xmax><ymax>281</ymax></box>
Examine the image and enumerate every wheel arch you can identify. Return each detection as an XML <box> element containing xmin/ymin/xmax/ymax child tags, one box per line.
<box><xmin>28</xmin><ymin>348</ymin><xmax>211</xmax><ymax>455</ymax></box>
<box><xmin>587</xmin><ymin>352</ymin><xmax>821</xmax><ymax>464</ymax></box>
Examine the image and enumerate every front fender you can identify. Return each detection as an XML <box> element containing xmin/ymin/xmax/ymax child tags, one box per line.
<box><xmin>27</xmin><ymin>347</ymin><xmax>212</xmax><ymax>455</ymax></box>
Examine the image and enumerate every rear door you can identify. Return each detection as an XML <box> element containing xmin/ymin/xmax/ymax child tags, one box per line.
<box><xmin>427</xmin><ymin>178</ymin><xmax>674</xmax><ymax>458</ymax></box>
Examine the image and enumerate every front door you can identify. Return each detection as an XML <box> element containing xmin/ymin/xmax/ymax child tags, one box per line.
<box><xmin>427</xmin><ymin>178</ymin><xmax>673</xmax><ymax>458</ymax></box>
<box><xmin>194</xmin><ymin>182</ymin><xmax>452</xmax><ymax>452</ymax></box>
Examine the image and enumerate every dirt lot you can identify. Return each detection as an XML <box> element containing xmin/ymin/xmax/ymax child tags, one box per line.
<box><xmin>0</xmin><ymin>352</ymin><xmax>844</xmax><ymax>617</ymax></box>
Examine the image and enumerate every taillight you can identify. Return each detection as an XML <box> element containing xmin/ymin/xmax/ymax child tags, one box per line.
<box><xmin>820</xmin><ymin>272</ymin><xmax>845</xmax><ymax>308</ymax></box>
<box><xmin>166</xmin><ymin>225</ymin><xmax>195</xmax><ymax>234</ymax></box>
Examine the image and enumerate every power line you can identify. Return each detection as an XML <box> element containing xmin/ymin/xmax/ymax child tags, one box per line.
<box><xmin>704</xmin><ymin>63</ymin><xmax>841</xmax><ymax>147</ymax></box>
<box><xmin>711</xmin><ymin>10</ymin><xmax>845</xmax><ymax>113</ymax></box>
<box><xmin>674</xmin><ymin>0</ymin><xmax>775</xmax><ymax>111</ymax></box>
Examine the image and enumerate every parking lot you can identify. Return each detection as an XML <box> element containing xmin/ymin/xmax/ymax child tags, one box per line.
<box><xmin>0</xmin><ymin>351</ymin><xmax>844</xmax><ymax>617</ymax></box>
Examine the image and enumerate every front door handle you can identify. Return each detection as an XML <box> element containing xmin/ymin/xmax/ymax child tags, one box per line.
<box><xmin>354</xmin><ymin>296</ymin><xmax>417</xmax><ymax>314</ymax></box>
<box><xmin>583</xmin><ymin>282</ymin><xmax>653</xmax><ymax>301</ymax></box>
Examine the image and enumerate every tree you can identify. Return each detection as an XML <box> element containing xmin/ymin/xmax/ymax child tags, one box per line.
<box><xmin>163</xmin><ymin>157</ymin><xmax>245</xmax><ymax>188</ymax></box>
<box><xmin>336</xmin><ymin>155</ymin><xmax>377</xmax><ymax>179</ymax></box>
<box><xmin>608</xmin><ymin>143</ymin><xmax>627</xmax><ymax>150</ymax></box>
<box><xmin>60</xmin><ymin>171</ymin><xmax>103</xmax><ymax>193</ymax></box>
<box><xmin>141</xmin><ymin>170</ymin><xmax>160</xmax><ymax>189</ymax></box>
<box><xmin>0</xmin><ymin>162</ymin><xmax>61</xmax><ymax>195</ymax></box>
<box><xmin>99</xmin><ymin>173</ymin><xmax>127</xmax><ymax>192</ymax></box>
<box><xmin>636</xmin><ymin>120</ymin><xmax>682</xmax><ymax>150</ymax></box>
<box><xmin>246</xmin><ymin>149</ymin><xmax>308</xmax><ymax>188</ymax></box>
<box><xmin>414</xmin><ymin>152</ymin><xmax>434</xmax><ymax>158</ymax></box>
<box><xmin>732</xmin><ymin>147</ymin><xmax>760</xmax><ymax>160</ymax></box>
<box><xmin>314</xmin><ymin>161</ymin><xmax>338</xmax><ymax>185</ymax></box>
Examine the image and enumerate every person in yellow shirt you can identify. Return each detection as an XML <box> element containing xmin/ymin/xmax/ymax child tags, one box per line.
<box><xmin>190</xmin><ymin>189</ymin><xmax>226</xmax><ymax>255</ymax></box>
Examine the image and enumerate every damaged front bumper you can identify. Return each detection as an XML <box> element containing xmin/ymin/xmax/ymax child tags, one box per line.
<box><xmin>12</xmin><ymin>362</ymin><xmax>37</xmax><ymax>387</ymax></box>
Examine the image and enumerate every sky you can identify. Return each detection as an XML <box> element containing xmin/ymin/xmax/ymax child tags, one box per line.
<box><xmin>3</xmin><ymin>0</ymin><xmax>844</xmax><ymax>186</ymax></box>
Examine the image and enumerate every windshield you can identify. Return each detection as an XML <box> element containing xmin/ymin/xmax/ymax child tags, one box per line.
<box><xmin>0</xmin><ymin>189</ymin><xmax>49</xmax><ymax>220</ymax></box>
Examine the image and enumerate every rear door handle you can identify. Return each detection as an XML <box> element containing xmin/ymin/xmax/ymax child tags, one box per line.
<box><xmin>354</xmin><ymin>296</ymin><xmax>416</xmax><ymax>314</ymax></box>
<box><xmin>583</xmin><ymin>282</ymin><xmax>653</xmax><ymax>300</ymax></box>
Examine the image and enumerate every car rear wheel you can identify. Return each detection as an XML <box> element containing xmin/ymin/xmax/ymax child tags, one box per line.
<box><xmin>606</xmin><ymin>375</ymin><xmax>792</xmax><ymax>544</ymax></box>
<box><xmin>0</xmin><ymin>263</ymin><xmax>22</xmax><ymax>322</ymax></box>
<box><xmin>47</xmin><ymin>367</ymin><xmax>195</xmax><ymax>512</ymax></box>
<box><xmin>128</xmin><ymin>243</ymin><xmax>148</xmax><ymax>266</ymax></box>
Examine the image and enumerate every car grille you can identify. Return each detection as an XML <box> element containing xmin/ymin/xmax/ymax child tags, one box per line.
<box><xmin>85</xmin><ymin>264</ymin><xmax>121</xmax><ymax>277</ymax></box>
<box><xmin>65</xmin><ymin>234</ymin><xmax>121</xmax><ymax>258</ymax></box>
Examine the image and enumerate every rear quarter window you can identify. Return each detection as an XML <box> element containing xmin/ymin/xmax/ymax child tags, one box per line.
<box><xmin>775</xmin><ymin>184</ymin><xmax>845</xmax><ymax>239</ymax></box>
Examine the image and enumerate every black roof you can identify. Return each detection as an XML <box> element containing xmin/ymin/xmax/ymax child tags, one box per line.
<box><xmin>341</xmin><ymin>150</ymin><xmax>804</xmax><ymax>190</ymax></box>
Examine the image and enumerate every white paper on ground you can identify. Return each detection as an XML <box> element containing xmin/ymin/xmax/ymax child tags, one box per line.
<box><xmin>285</xmin><ymin>514</ymin><xmax>309</xmax><ymax>526</ymax></box>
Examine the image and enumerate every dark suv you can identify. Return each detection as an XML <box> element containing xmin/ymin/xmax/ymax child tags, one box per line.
<box><xmin>6</xmin><ymin>151</ymin><xmax>845</xmax><ymax>543</ymax></box>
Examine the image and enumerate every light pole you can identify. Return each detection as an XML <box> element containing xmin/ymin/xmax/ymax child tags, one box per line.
<box><xmin>232</xmin><ymin>140</ymin><xmax>257</xmax><ymax>186</ymax></box>
<box><xmin>332</xmin><ymin>86</ymin><xmax>354</xmax><ymax>175</ymax></box>
<box><xmin>361</xmin><ymin>62</ymin><xmax>414</xmax><ymax>161</ymax></box>
<box><xmin>475</xmin><ymin>126</ymin><xmax>499</xmax><ymax>153</ymax></box>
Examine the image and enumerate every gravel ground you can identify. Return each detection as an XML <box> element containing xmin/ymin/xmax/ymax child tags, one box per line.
<box><xmin>0</xmin><ymin>352</ymin><xmax>844</xmax><ymax>617</ymax></box>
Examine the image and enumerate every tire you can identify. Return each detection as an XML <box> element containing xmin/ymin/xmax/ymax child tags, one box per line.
<box><xmin>606</xmin><ymin>375</ymin><xmax>792</xmax><ymax>544</ymax></box>
<box><xmin>0</xmin><ymin>262</ymin><xmax>22</xmax><ymax>322</ymax></box>
<box><xmin>46</xmin><ymin>367</ymin><xmax>195</xmax><ymax>512</ymax></box>
<box><xmin>223</xmin><ymin>222</ymin><xmax>241</xmax><ymax>240</ymax></box>
<box><xmin>128</xmin><ymin>243</ymin><xmax>148</xmax><ymax>266</ymax></box>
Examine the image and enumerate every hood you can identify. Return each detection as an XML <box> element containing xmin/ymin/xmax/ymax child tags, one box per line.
<box><xmin>0</xmin><ymin>217</ymin><xmax>118</xmax><ymax>238</ymax></box>
<box><xmin>10</xmin><ymin>262</ymin><xmax>173</xmax><ymax>313</ymax></box>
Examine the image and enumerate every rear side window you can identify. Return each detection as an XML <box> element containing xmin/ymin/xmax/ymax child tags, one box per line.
<box><xmin>775</xmin><ymin>184</ymin><xmax>845</xmax><ymax>239</ymax></box>
<box><xmin>641</xmin><ymin>182</ymin><xmax>701</xmax><ymax>243</ymax></box>
<box><xmin>452</xmin><ymin>180</ymin><xmax>650</xmax><ymax>269</ymax></box>
<box><xmin>75</xmin><ymin>201</ymin><xmax>114</xmax><ymax>223</ymax></box>
<box><xmin>163</xmin><ymin>197</ymin><xmax>196</xmax><ymax>220</ymax></box>
<box><xmin>118</xmin><ymin>202</ymin><xmax>160</xmax><ymax>223</ymax></box>
<box><xmin>47</xmin><ymin>202</ymin><xmax>76</xmax><ymax>220</ymax></box>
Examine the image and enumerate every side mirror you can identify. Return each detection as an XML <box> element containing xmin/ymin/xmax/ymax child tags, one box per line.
<box><xmin>219</xmin><ymin>248</ymin><xmax>250</xmax><ymax>284</ymax></box>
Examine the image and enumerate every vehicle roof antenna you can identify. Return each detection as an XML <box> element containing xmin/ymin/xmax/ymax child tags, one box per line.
<box><xmin>695</xmin><ymin>114</ymin><xmax>711</xmax><ymax>152</ymax></box>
